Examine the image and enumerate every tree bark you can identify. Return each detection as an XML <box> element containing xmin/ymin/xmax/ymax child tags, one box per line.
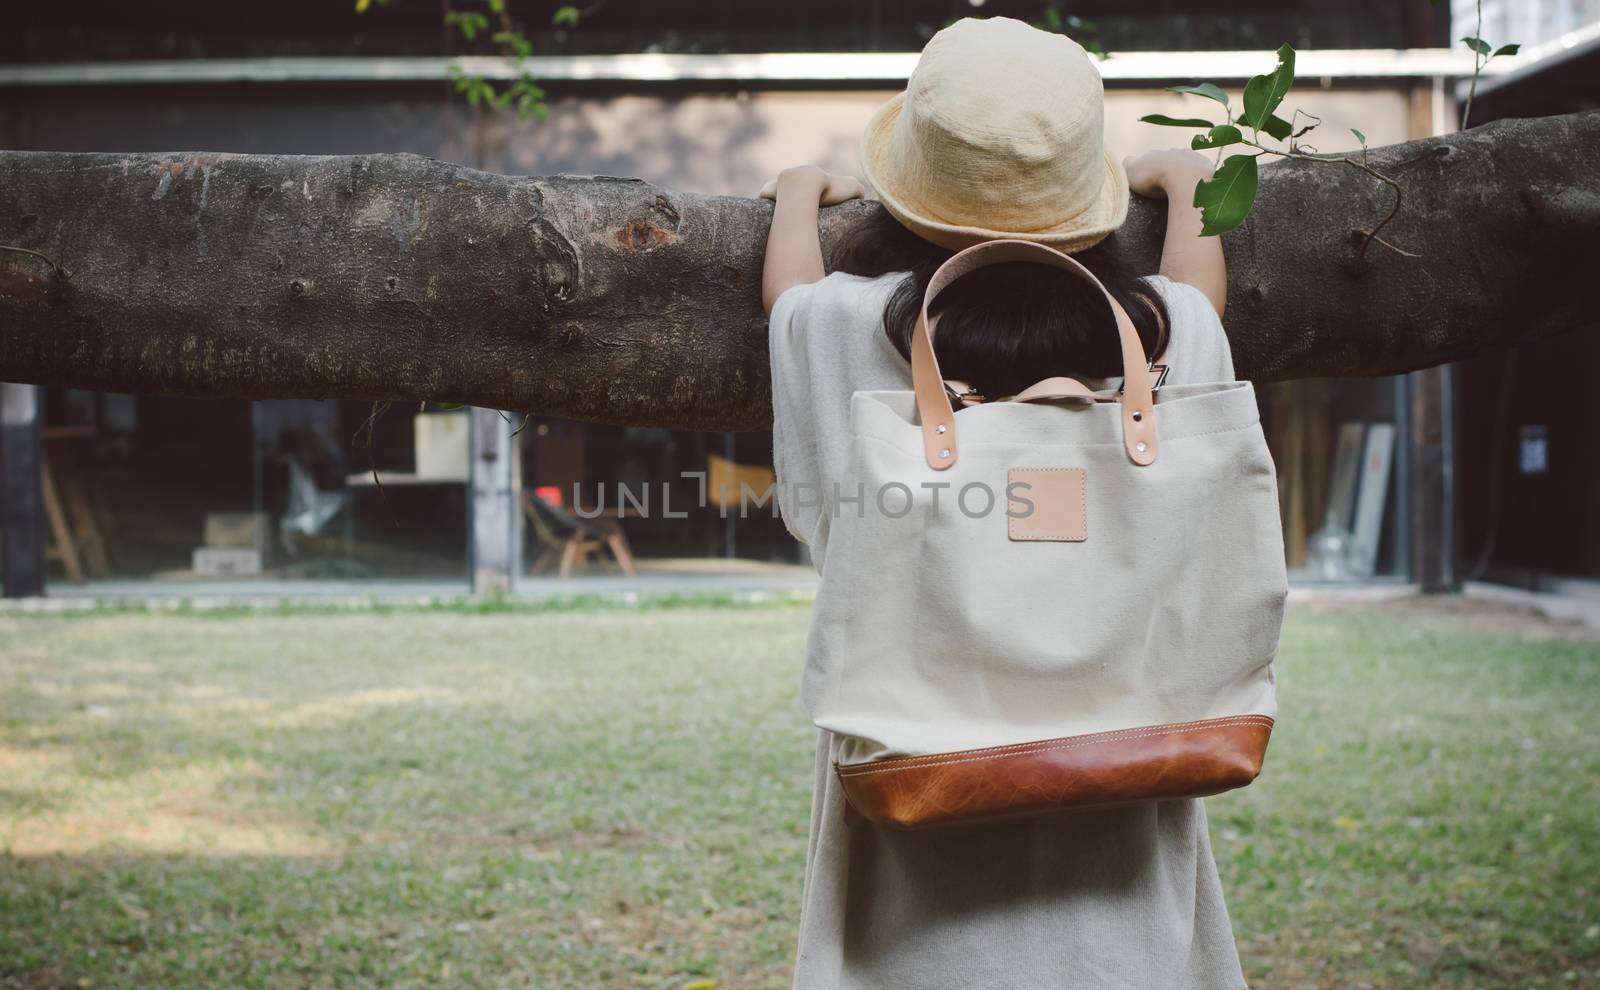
<box><xmin>1</xmin><ymin>110</ymin><xmax>1596</xmax><ymax>431</ymax></box>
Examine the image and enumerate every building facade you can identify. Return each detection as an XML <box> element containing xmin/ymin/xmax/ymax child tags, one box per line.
<box><xmin>3</xmin><ymin>2</ymin><xmax>1592</xmax><ymax>596</ymax></box>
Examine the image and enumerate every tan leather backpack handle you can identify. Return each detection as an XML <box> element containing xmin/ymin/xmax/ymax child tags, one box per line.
<box><xmin>911</xmin><ymin>238</ymin><xmax>1158</xmax><ymax>470</ymax></box>
<box><xmin>1005</xmin><ymin>376</ymin><xmax>1101</xmax><ymax>403</ymax></box>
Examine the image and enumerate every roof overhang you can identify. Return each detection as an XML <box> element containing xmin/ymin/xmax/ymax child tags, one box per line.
<box><xmin>0</xmin><ymin>47</ymin><xmax>1522</xmax><ymax>89</ymax></box>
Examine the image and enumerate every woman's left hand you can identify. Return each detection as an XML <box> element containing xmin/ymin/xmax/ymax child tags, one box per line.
<box><xmin>758</xmin><ymin>165</ymin><xmax>866</xmax><ymax>206</ymax></box>
<box><xmin>1123</xmin><ymin>149</ymin><xmax>1227</xmax><ymax>317</ymax></box>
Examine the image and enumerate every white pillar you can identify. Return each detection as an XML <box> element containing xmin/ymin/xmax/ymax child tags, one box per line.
<box><xmin>469</xmin><ymin>406</ymin><xmax>521</xmax><ymax>594</ymax></box>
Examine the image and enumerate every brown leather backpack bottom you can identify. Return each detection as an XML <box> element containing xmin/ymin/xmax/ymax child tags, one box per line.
<box><xmin>833</xmin><ymin>714</ymin><xmax>1273</xmax><ymax>830</ymax></box>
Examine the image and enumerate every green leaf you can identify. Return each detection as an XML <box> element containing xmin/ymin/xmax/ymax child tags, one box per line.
<box><xmin>1260</xmin><ymin>113</ymin><xmax>1293</xmax><ymax>141</ymax></box>
<box><xmin>1242</xmin><ymin>43</ymin><xmax>1296</xmax><ymax>132</ymax></box>
<box><xmin>492</xmin><ymin>31</ymin><xmax>534</xmax><ymax>58</ymax></box>
<box><xmin>1190</xmin><ymin>124</ymin><xmax>1243</xmax><ymax>150</ymax></box>
<box><xmin>1192</xmin><ymin>153</ymin><xmax>1259</xmax><ymax>237</ymax></box>
<box><xmin>1230</xmin><ymin>110</ymin><xmax>1291</xmax><ymax>141</ymax></box>
<box><xmin>1140</xmin><ymin>114</ymin><xmax>1216</xmax><ymax>128</ymax></box>
<box><xmin>553</xmin><ymin>5</ymin><xmax>581</xmax><ymax>28</ymax></box>
<box><xmin>1166</xmin><ymin>83</ymin><xmax>1230</xmax><ymax>107</ymax></box>
<box><xmin>1351</xmin><ymin>127</ymin><xmax>1367</xmax><ymax>145</ymax></box>
<box><xmin>1461</xmin><ymin>36</ymin><xmax>1491</xmax><ymax>55</ymax></box>
<box><xmin>460</xmin><ymin>78</ymin><xmax>497</xmax><ymax>109</ymax></box>
<box><xmin>1492</xmin><ymin>43</ymin><xmax>1520</xmax><ymax>57</ymax></box>
<box><xmin>446</xmin><ymin>10</ymin><xmax>490</xmax><ymax>41</ymax></box>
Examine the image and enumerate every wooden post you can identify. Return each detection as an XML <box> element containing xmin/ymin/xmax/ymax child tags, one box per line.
<box><xmin>1</xmin><ymin>383</ymin><xmax>45</xmax><ymax>598</ymax></box>
<box><xmin>1409</xmin><ymin>366</ymin><xmax>1457</xmax><ymax>592</ymax></box>
<box><xmin>469</xmin><ymin>406</ymin><xmax>521</xmax><ymax>594</ymax></box>
<box><xmin>1402</xmin><ymin>65</ymin><xmax>1456</xmax><ymax>594</ymax></box>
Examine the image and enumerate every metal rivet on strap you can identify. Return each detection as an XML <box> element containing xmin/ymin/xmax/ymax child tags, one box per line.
<box><xmin>1131</xmin><ymin>411</ymin><xmax>1142</xmax><ymax>423</ymax></box>
<box><xmin>1135</xmin><ymin>441</ymin><xmax>1148</xmax><ymax>453</ymax></box>
<box><xmin>936</xmin><ymin>423</ymin><xmax>947</xmax><ymax>434</ymax></box>
<box><xmin>939</xmin><ymin>448</ymin><xmax>951</xmax><ymax>459</ymax></box>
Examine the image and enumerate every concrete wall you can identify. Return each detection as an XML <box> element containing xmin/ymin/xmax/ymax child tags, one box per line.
<box><xmin>12</xmin><ymin>82</ymin><xmax>1415</xmax><ymax>195</ymax></box>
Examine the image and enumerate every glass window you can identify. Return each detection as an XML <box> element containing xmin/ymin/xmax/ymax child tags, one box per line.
<box><xmin>520</xmin><ymin>418</ymin><xmax>797</xmax><ymax>580</ymax></box>
<box><xmin>1261</xmin><ymin>376</ymin><xmax>1410</xmax><ymax>583</ymax></box>
<box><xmin>36</xmin><ymin>389</ymin><xmax>471</xmax><ymax>590</ymax></box>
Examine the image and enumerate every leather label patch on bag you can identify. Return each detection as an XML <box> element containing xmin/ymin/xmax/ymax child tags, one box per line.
<box><xmin>1006</xmin><ymin>468</ymin><xmax>1086</xmax><ymax>542</ymax></box>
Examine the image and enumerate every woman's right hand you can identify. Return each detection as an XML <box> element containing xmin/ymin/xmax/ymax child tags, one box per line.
<box><xmin>1123</xmin><ymin>149</ymin><xmax>1214</xmax><ymax>199</ymax></box>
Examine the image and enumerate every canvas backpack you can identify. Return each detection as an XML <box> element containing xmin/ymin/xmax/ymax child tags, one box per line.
<box><xmin>804</xmin><ymin>238</ymin><xmax>1287</xmax><ymax>830</ymax></box>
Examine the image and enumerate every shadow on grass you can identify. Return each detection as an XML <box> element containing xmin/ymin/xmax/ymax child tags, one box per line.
<box><xmin>1</xmin><ymin>608</ymin><xmax>818</xmax><ymax>989</ymax></box>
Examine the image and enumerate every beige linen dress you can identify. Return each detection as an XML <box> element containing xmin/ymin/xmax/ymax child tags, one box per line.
<box><xmin>768</xmin><ymin>269</ymin><xmax>1251</xmax><ymax>990</ymax></box>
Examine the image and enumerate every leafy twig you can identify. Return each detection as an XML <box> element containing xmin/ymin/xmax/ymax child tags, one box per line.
<box><xmin>1140</xmin><ymin>42</ymin><xmax>1413</xmax><ymax>260</ymax></box>
<box><xmin>1458</xmin><ymin>0</ymin><xmax>1521</xmax><ymax>130</ymax></box>
<box><xmin>1035</xmin><ymin>3</ymin><xmax>1107</xmax><ymax>58</ymax></box>
<box><xmin>362</xmin><ymin>0</ymin><xmax>581</xmax><ymax>123</ymax></box>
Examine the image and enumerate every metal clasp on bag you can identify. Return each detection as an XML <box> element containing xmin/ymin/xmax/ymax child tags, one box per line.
<box><xmin>943</xmin><ymin>380</ymin><xmax>987</xmax><ymax>406</ymax></box>
<box><xmin>1117</xmin><ymin>362</ymin><xmax>1170</xmax><ymax>395</ymax></box>
<box><xmin>950</xmin><ymin>364</ymin><xmax>1167</xmax><ymax>406</ymax></box>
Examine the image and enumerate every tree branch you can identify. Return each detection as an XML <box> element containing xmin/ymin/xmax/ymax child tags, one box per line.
<box><xmin>1</xmin><ymin>110</ymin><xmax>1597</xmax><ymax>430</ymax></box>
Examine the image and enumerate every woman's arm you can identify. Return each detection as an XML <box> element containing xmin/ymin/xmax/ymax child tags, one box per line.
<box><xmin>759</xmin><ymin>165</ymin><xmax>864</xmax><ymax>315</ymax></box>
<box><xmin>1123</xmin><ymin>149</ymin><xmax>1227</xmax><ymax>318</ymax></box>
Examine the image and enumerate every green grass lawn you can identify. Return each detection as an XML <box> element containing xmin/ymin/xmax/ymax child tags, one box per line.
<box><xmin>1</xmin><ymin>597</ymin><xmax>1596</xmax><ymax>989</ymax></box>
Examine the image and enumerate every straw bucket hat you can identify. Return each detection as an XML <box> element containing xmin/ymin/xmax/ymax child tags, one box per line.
<box><xmin>859</xmin><ymin>16</ymin><xmax>1128</xmax><ymax>253</ymax></box>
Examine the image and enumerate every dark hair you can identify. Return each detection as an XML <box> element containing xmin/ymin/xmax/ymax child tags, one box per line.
<box><xmin>828</xmin><ymin>206</ymin><xmax>1169</xmax><ymax>400</ymax></box>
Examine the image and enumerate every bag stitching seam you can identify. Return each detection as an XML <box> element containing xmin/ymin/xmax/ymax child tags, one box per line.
<box><xmin>837</xmin><ymin>712</ymin><xmax>1275</xmax><ymax>767</ymax></box>
<box><xmin>1007</xmin><ymin>467</ymin><xmax>1086</xmax><ymax>542</ymax></box>
<box><xmin>833</xmin><ymin>715</ymin><xmax>1275</xmax><ymax>776</ymax></box>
